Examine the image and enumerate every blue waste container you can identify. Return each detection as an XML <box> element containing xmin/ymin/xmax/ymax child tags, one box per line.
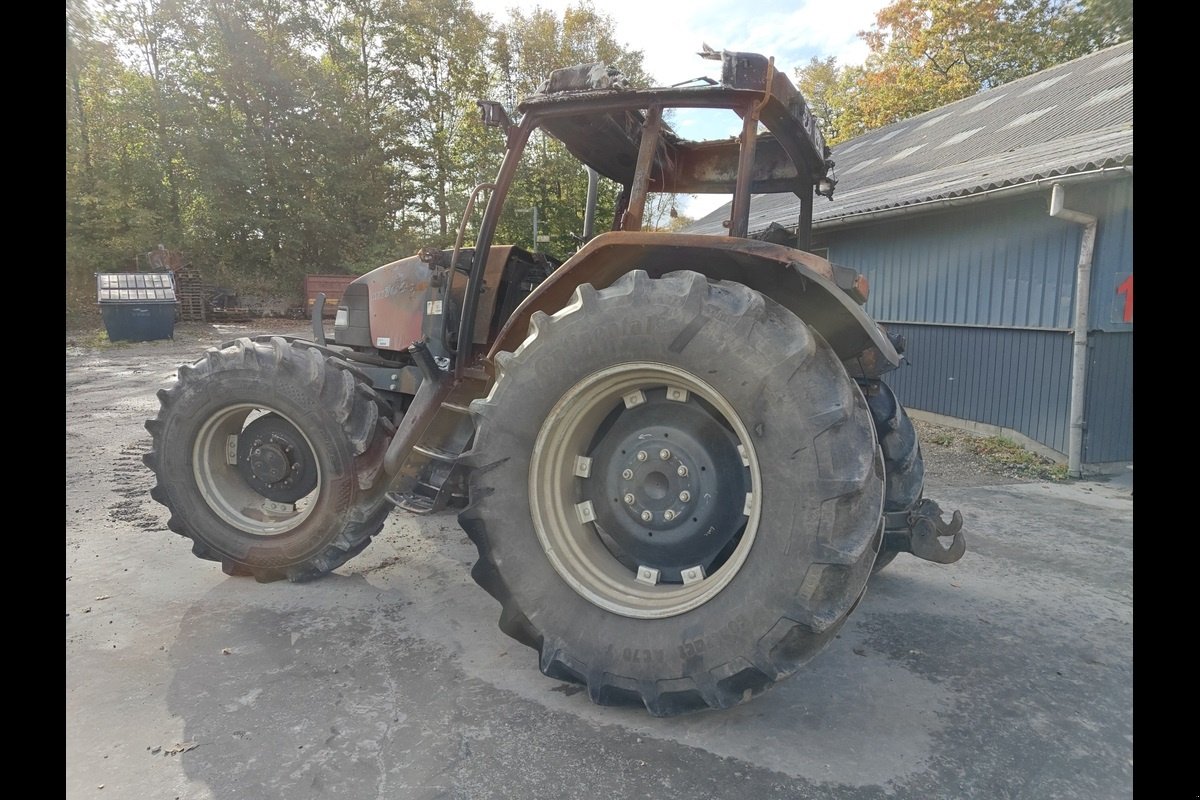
<box><xmin>96</xmin><ymin>273</ymin><xmax>178</xmax><ymax>342</ymax></box>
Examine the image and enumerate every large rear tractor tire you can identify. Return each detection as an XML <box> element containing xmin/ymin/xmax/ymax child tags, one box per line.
<box><xmin>459</xmin><ymin>270</ymin><xmax>884</xmax><ymax>715</ymax></box>
<box><xmin>144</xmin><ymin>337</ymin><xmax>395</xmax><ymax>582</ymax></box>
<box><xmin>867</xmin><ymin>382</ymin><xmax>926</xmax><ymax>575</ymax></box>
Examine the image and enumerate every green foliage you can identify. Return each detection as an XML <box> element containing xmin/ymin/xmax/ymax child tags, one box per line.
<box><xmin>65</xmin><ymin>0</ymin><xmax>645</xmax><ymax>309</ymax></box>
<box><xmin>794</xmin><ymin>0</ymin><xmax>1132</xmax><ymax>144</ymax></box>
<box><xmin>492</xmin><ymin>2</ymin><xmax>648</xmax><ymax>256</ymax></box>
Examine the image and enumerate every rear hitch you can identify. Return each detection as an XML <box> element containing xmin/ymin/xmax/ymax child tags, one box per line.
<box><xmin>882</xmin><ymin>498</ymin><xmax>966</xmax><ymax>564</ymax></box>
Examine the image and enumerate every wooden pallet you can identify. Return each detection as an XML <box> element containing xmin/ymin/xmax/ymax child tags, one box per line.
<box><xmin>174</xmin><ymin>267</ymin><xmax>207</xmax><ymax>322</ymax></box>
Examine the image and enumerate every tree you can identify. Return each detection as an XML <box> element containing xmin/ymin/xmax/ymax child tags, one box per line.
<box><xmin>309</xmin><ymin>0</ymin><xmax>412</xmax><ymax>269</ymax></box>
<box><xmin>1074</xmin><ymin>0</ymin><xmax>1133</xmax><ymax>49</ymax></box>
<box><xmin>65</xmin><ymin>0</ymin><xmax>652</xmax><ymax>312</ymax></box>
<box><xmin>793</xmin><ymin>56</ymin><xmax>864</xmax><ymax>146</ymax></box>
<box><xmin>382</xmin><ymin>0</ymin><xmax>496</xmax><ymax>244</ymax></box>
<box><xmin>68</xmin><ymin>0</ymin><xmax>178</xmax><ymax>301</ymax></box>
<box><xmin>495</xmin><ymin>2</ymin><xmax>650</xmax><ymax>255</ymax></box>
<box><xmin>795</xmin><ymin>0</ymin><xmax>1132</xmax><ymax>143</ymax></box>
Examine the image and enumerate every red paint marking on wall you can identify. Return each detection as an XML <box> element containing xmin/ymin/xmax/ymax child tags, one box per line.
<box><xmin>1116</xmin><ymin>274</ymin><xmax>1133</xmax><ymax>323</ymax></box>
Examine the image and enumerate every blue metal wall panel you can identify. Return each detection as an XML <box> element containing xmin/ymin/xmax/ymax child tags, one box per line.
<box><xmin>1083</xmin><ymin>332</ymin><xmax>1133</xmax><ymax>463</ymax></box>
<box><xmin>1083</xmin><ymin>181</ymin><xmax>1134</xmax><ymax>333</ymax></box>
<box><xmin>824</xmin><ymin>177</ymin><xmax>1132</xmax><ymax>462</ymax></box>
<box><xmin>833</xmin><ymin>197</ymin><xmax>1080</xmax><ymax>330</ymax></box>
<box><xmin>881</xmin><ymin>324</ymin><xmax>1073</xmax><ymax>456</ymax></box>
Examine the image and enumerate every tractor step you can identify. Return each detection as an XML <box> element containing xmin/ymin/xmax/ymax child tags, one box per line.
<box><xmin>383</xmin><ymin>373</ymin><xmax>486</xmax><ymax>517</ymax></box>
<box><xmin>412</xmin><ymin>444</ymin><xmax>460</xmax><ymax>463</ymax></box>
<box><xmin>385</xmin><ymin>490</ymin><xmax>439</xmax><ymax>515</ymax></box>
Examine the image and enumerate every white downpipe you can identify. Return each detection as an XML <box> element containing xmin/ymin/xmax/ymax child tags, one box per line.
<box><xmin>1049</xmin><ymin>183</ymin><xmax>1098</xmax><ymax>478</ymax></box>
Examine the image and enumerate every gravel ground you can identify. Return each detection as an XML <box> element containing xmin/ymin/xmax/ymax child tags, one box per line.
<box><xmin>912</xmin><ymin>419</ymin><xmax>1031</xmax><ymax>488</ymax></box>
<box><xmin>66</xmin><ymin>317</ymin><xmax>1133</xmax><ymax>800</ymax></box>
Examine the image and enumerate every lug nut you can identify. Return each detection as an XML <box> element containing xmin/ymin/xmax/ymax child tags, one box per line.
<box><xmin>640</xmin><ymin>510</ymin><xmax>653</xmax><ymax>522</ymax></box>
<box><xmin>677</xmin><ymin>465</ymin><xmax>688</xmax><ymax>477</ymax></box>
<box><xmin>624</xmin><ymin>493</ymin><xmax>636</xmax><ymax>505</ymax></box>
<box><xmin>622</xmin><ymin>469</ymin><xmax>634</xmax><ymax>480</ymax></box>
<box><xmin>679</xmin><ymin>491</ymin><xmax>690</xmax><ymax>502</ymax></box>
<box><xmin>636</xmin><ymin>451</ymin><xmax>648</xmax><ymax>462</ymax></box>
<box><xmin>659</xmin><ymin>449</ymin><xmax>671</xmax><ymax>460</ymax></box>
<box><xmin>664</xmin><ymin>510</ymin><xmax>676</xmax><ymax>521</ymax></box>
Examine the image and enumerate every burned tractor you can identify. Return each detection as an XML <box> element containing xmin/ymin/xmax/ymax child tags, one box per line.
<box><xmin>145</xmin><ymin>50</ymin><xmax>964</xmax><ymax>716</ymax></box>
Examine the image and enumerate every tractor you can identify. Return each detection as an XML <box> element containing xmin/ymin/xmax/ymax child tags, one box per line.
<box><xmin>145</xmin><ymin>49</ymin><xmax>964</xmax><ymax>716</ymax></box>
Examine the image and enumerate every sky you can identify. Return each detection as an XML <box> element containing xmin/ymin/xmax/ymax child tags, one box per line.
<box><xmin>470</xmin><ymin>0</ymin><xmax>890</xmax><ymax>218</ymax></box>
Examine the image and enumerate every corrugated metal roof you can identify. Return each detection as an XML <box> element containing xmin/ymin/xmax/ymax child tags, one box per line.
<box><xmin>686</xmin><ymin>41</ymin><xmax>1133</xmax><ymax>235</ymax></box>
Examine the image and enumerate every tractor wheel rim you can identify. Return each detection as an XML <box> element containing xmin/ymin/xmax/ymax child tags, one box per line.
<box><xmin>530</xmin><ymin>362</ymin><xmax>762</xmax><ymax>619</ymax></box>
<box><xmin>193</xmin><ymin>403</ymin><xmax>321</xmax><ymax>535</ymax></box>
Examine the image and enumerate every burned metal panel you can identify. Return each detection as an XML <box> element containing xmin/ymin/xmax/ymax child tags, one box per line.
<box><xmin>666</xmin><ymin>137</ymin><xmax>801</xmax><ymax>194</ymax></box>
<box><xmin>542</xmin><ymin>115</ymin><xmax>807</xmax><ymax>196</ymax></box>
<box><xmin>539</xmin><ymin>109</ymin><xmax>650</xmax><ymax>186</ymax></box>
<box><xmin>1082</xmin><ymin>331</ymin><xmax>1133</xmax><ymax>464</ymax></box>
<box><xmin>525</xmin><ymin>64</ymin><xmax>830</xmax><ymax>195</ymax></box>
<box><xmin>351</xmin><ymin>247</ymin><xmax>517</xmax><ymax>354</ymax></box>
<box><xmin>357</xmin><ymin>255</ymin><xmax>430</xmax><ymax>352</ymax></box>
<box><xmin>882</xmin><ymin>323</ymin><xmax>1073</xmax><ymax>457</ymax></box>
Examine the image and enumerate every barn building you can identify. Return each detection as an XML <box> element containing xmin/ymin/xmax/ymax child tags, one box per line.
<box><xmin>687</xmin><ymin>41</ymin><xmax>1133</xmax><ymax>474</ymax></box>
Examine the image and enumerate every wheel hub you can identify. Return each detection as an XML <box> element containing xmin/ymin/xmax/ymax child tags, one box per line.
<box><xmin>250</xmin><ymin>442</ymin><xmax>289</xmax><ymax>483</ymax></box>
<box><xmin>530</xmin><ymin>362</ymin><xmax>762</xmax><ymax>619</ymax></box>
<box><xmin>584</xmin><ymin>393</ymin><xmax>749</xmax><ymax>583</ymax></box>
<box><xmin>615</xmin><ymin>438</ymin><xmax>696</xmax><ymax>527</ymax></box>
<box><xmin>236</xmin><ymin>413</ymin><xmax>319</xmax><ymax>503</ymax></box>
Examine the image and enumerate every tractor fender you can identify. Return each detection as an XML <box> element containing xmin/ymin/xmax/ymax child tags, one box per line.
<box><xmin>487</xmin><ymin>231</ymin><xmax>900</xmax><ymax>378</ymax></box>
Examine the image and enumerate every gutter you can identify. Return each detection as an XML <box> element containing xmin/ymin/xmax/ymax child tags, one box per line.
<box><xmin>810</xmin><ymin>164</ymin><xmax>1130</xmax><ymax>234</ymax></box>
<box><xmin>1048</xmin><ymin>182</ymin><xmax>1099</xmax><ymax>479</ymax></box>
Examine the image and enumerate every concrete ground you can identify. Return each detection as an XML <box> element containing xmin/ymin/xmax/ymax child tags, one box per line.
<box><xmin>66</xmin><ymin>322</ymin><xmax>1132</xmax><ymax>799</ymax></box>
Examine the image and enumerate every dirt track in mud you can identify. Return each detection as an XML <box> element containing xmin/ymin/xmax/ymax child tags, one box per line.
<box><xmin>67</xmin><ymin>320</ymin><xmax>1132</xmax><ymax>800</ymax></box>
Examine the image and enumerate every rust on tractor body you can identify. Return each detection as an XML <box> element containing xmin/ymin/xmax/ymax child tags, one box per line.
<box><xmin>488</xmin><ymin>232</ymin><xmax>899</xmax><ymax>378</ymax></box>
<box><xmin>146</xmin><ymin>48</ymin><xmax>966</xmax><ymax>718</ymax></box>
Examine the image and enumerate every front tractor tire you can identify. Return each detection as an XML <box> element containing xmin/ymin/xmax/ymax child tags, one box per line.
<box><xmin>144</xmin><ymin>337</ymin><xmax>395</xmax><ymax>582</ymax></box>
<box><xmin>459</xmin><ymin>270</ymin><xmax>885</xmax><ymax>715</ymax></box>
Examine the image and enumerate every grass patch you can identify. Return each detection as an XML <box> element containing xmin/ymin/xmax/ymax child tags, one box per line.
<box><xmin>970</xmin><ymin>436</ymin><xmax>1068</xmax><ymax>481</ymax></box>
<box><xmin>928</xmin><ymin>431</ymin><xmax>955</xmax><ymax>447</ymax></box>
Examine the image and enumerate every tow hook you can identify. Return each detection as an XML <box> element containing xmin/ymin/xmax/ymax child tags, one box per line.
<box><xmin>882</xmin><ymin>498</ymin><xmax>966</xmax><ymax>564</ymax></box>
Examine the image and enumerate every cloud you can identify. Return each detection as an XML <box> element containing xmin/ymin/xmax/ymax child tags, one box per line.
<box><xmin>470</xmin><ymin>0</ymin><xmax>887</xmax><ymax>85</ymax></box>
